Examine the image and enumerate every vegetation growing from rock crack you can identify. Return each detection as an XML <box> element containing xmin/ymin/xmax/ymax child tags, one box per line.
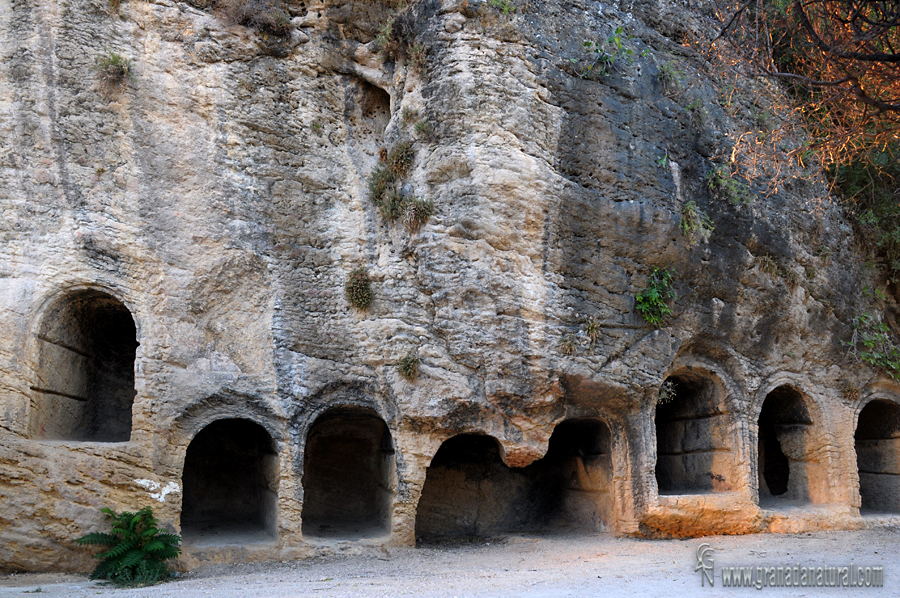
<box><xmin>217</xmin><ymin>0</ymin><xmax>293</xmax><ymax>36</ymax></box>
<box><xmin>95</xmin><ymin>49</ymin><xmax>133</xmax><ymax>96</ymax></box>
<box><xmin>635</xmin><ymin>268</ymin><xmax>676</xmax><ymax>327</ymax></box>
<box><xmin>345</xmin><ymin>267</ymin><xmax>373</xmax><ymax>310</ymax></box>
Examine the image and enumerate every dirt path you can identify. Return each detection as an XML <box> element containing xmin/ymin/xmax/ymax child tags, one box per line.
<box><xmin>3</xmin><ymin>528</ymin><xmax>899</xmax><ymax>597</ymax></box>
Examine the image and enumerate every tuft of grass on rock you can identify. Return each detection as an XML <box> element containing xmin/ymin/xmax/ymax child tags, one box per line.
<box><xmin>379</xmin><ymin>189</ymin><xmax>407</xmax><ymax>221</ymax></box>
<box><xmin>346</xmin><ymin>267</ymin><xmax>373</xmax><ymax>309</ymax></box>
<box><xmin>217</xmin><ymin>0</ymin><xmax>293</xmax><ymax>36</ymax></box>
<box><xmin>402</xmin><ymin>197</ymin><xmax>434</xmax><ymax>233</ymax></box>
<box><xmin>95</xmin><ymin>49</ymin><xmax>134</xmax><ymax>97</ymax></box>
<box><xmin>386</xmin><ymin>141</ymin><xmax>415</xmax><ymax>177</ymax></box>
<box><xmin>841</xmin><ymin>383</ymin><xmax>861</xmax><ymax>401</ymax></box>
<box><xmin>398</xmin><ymin>351</ymin><xmax>420</xmax><ymax>381</ymax></box>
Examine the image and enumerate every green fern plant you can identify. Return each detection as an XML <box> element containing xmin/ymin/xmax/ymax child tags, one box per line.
<box><xmin>76</xmin><ymin>506</ymin><xmax>181</xmax><ymax>587</ymax></box>
<box><xmin>635</xmin><ymin>267</ymin><xmax>676</xmax><ymax>327</ymax></box>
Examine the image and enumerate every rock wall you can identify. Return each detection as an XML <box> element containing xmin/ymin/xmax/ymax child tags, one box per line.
<box><xmin>1</xmin><ymin>0</ymin><xmax>899</xmax><ymax>572</ymax></box>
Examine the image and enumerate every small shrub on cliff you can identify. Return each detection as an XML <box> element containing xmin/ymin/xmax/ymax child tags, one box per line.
<box><xmin>830</xmin><ymin>149</ymin><xmax>900</xmax><ymax>278</ymax></box>
<box><xmin>368</xmin><ymin>142</ymin><xmax>432</xmax><ymax>230</ymax></box>
<box><xmin>376</xmin><ymin>14</ymin><xmax>417</xmax><ymax>63</ymax></box>
<box><xmin>379</xmin><ymin>189</ymin><xmax>407</xmax><ymax>221</ymax></box>
<box><xmin>398</xmin><ymin>351</ymin><xmax>420</xmax><ymax>381</ymax></box>
<box><xmin>368</xmin><ymin>164</ymin><xmax>394</xmax><ymax>205</ymax></box>
<box><xmin>402</xmin><ymin>197</ymin><xmax>434</xmax><ymax>233</ymax></box>
<box><xmin>489</xmin><ymin>0</ymin><xmax>515</xmax><ymax>14</ymax></box>
<box><xmin>414</xmin><ymin>119</ymin><xmax>433</xmax><ymax>139</ymax></box>
<box><xmin>679</xmin><ymin>201</ymin><xmax>714</xmax><ymax>246</ymax></box>
<box><xmin>376</xmin><ymin>19</ymin><xmax>402</xmax><ymax>62</ymax></box>
<box><xmin>656</xmin><ymin>61</ymin><xmax>683</xmax><ymax>93</ymax></box>
<box><xmin>844</xmin><ymin>313</ymin><xmax>900</xmax><ymax>380</ymax></box>
<box><xmin>841</xmin><ymin>383</ymin><xmax>861</xmax><ymax>401</ymax></box>
<box><xmin>402</xmin><ymin>107</ymin><xmax>419</xmax><ymax>124</ymax></box>
<box><xmin>368</xmin><ymin>141</ymin><xmax>416</xmax><ymax>205</ymax></box>
<box><xmin>95</xmin><ymin>50</ymin><xmax>133</xmax><ymax>96</ymax></box>
<box><xmin>386</xmin><ymin>141</ymin><xmax>415</xmax><ymax>177</ymax></box>
<box><xmin>756</xmin><ymin>255</ymin><xmax>780</xmax><ymax>278</ymax></box>
<box><xmin>705</xmin><ymin>165</ymin><xmax>753</xmax><ymax>205</ymax></box>
<box><xmin>571</xmin><ymin>27</ymin><xmax>633</xmax><ymax>78</ymax></box>
<box><xmin>583</xmin><ymin>315</ymin><xmax>601</xmax><ymax>348</ymax></box>
<box><xmin>76</xmin><ymin>506</ymin><xmax>181</xmax><ymax>588</ymax></box>
<box><xmin>346</xmin><ymin>267</ymin><xmax>373</xmax><ymax>309</ymax></box>
<box><xmin>635</xmin><ymin>267</ymin><xmax>676</xmax><ymax>327</ymax></box>
<box><xmin>406</xmin><ymin>43</ymin><xmax>427</xmax><ymax>74</ymax></box>
<box><xmin>217</xmin><ymin>0</ymin><xmax>293</xmax><ymax>36</ymax></box>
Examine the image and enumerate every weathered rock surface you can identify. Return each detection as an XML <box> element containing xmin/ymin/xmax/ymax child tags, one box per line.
<box><xmin>1</xmin><ymin>0</ymin><xmax>899</xmax><ymax>572</ymax></box>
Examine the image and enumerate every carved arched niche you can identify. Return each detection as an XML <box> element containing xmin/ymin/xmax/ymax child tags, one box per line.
<box><xmin>344</xmin><ymin>78</ymin><xmax>391</xmax><ymax>163</ymax></box>
<box><xmin>415</xmin><ymin>419</ymin><xmax>615</xmax><ymax>540</ymax></box>
<box><xmin>757</xmin><ymin>385</ymin><xmax>822</xmax><ymax>505</ymax></box>
<box><xmin>655</xmin><ymin>370</ymin><xmax>735</xmax><ymax>494</ymax></box>
<box><xmin>855</xmin><ymin>399</ymin><xmax>900</xmax><ymax>514</ymax></box>
<box><xmin>301</xmin><ymin>406</ymin><xmax>396</xmax><ymax>540</ymax></box>
<box><xmin>31</xmin><ymin>289</ymin><xmax>137</xmax><ymax>442</ymax></box>
<box><xmin>181</xmin><ymin>419</ymin><xmax>279</xmax><ymax>542</ymax></box>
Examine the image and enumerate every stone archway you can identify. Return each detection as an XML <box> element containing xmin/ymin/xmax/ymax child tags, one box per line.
<box><xmin>31</xmin><ymin>289</ymin><xmax>137</xmax><ymax>442</ymax></box>
<box><xmin>655</xmin><ymin>371</ymin><xmax>734</xmax><ymax>494</ymax></box>
<box><xmin>856</xmin><ymin>399</ymin><xmax>900</xmax><ymax>514</ymax></box>
<box><xmin>181</xmin><ymin>419</ymin><xmax>279</xmax><ymax>543</ymax></box>
<box><xmin>757</xmin><ymin>385</ymin><xmax>816</xmax><ymax>505</ymax></box>
<box><xmin>301</xmin><ymin>407</ymin><xmax>396</xmax><ymax>539</ymax></box>
<box><xmin>415</xmin><ymin>419</ymin><xmax>615</xmax><ymax>541</ymax></box>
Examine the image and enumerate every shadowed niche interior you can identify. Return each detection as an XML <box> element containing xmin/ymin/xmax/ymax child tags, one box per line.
<box><xmin>31</xmin><ymin>289</ymin><xmax>137</xmax><ymax>442</ymax></box>
<box><xmin>344</xmin><ymin>78</ymin><xmax>391</xmax><ymax>167</ymax></box>
<box><xmin>655</xmin><ymin>372</ymin><xmax>733</xmax><ymax>494</ymax></box>
<box><xmin>301</xmin><ymin>407</ymin><xmax>395</xmax><ymax>539</ymax></box>
<box><xmin>855</xmin><ymin>400</ymin><xmax>900</xmax><ymax>514</ymax></box>
<box><xmin>415</xmin><ymin>419</ymin><xmax>614</xmax><ymax>541</ymax></box>
<box><xmin>757</xmin><ymin>385</ymin><xmax>814</xmax><ymax>505</ymax></box>
<box><xmin>181</xmin><ymin>419</ymin><xmax>278</xmax><ymax>544</ymax></box>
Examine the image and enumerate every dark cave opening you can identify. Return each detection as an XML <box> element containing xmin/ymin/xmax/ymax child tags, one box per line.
<box><xmin>757</xmin><ymin>386</ymin><xmax>813</xmax><ymax>504</ymax></box>
<box><xmin>181</xmin><ymin>419</ymin><xmax>278</xmax><ymax>543</ymax></box>
<box><xmin>856</xmin><ymin>400</ymin><xmax>900</xmax><ymax>514</ymax></box>
<box><xmin>415</xmin><ymin>419</ymin><xmax>614</xmax><ymax>541</ymax></box>
<box><xmin>32</xmin><ymin>290</ymin><xmax>137</xmax><ymax>442</ymax></box>
<box><xmin>301</xmin><ymin>407</ymin><xmax>395</xmax><ymax>539</ymax></box>
<box><xmin>655</xmin><ymin>373</ymin><xmax>732</xmax><ymax>494</ymax></box>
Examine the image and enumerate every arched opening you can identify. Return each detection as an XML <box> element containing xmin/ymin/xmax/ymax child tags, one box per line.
<box><xmin>181</xmin><ymin>419</ymin><xmax>278</xmax><ymax>543</ymax></box>
<box><xmin>757</xmin><ymin>386</ymin><xmax>814</xmax><ymax>505</ymax></box>
<box><xmin>344</xmin><ymin>79</ymin><xmax>391</xmax><ymax>164</ymax></box>
<box><xmin>655</xmin><ymin>371</ymin><xmax>733</xmax><ymax>494</ymax></box>
<box><xmin>856</xmin><ymin>399</ymin><xmax>900</xmax><ymax>514</ymax></box>
<box><xmin>31</xmin><ymin>289</ymin><xmax>137</xmax><ymax>442</ymax></box>
<box><xmin>301</xmin><ymin>407</ymin><xmax>395</xmax><ymax>539</ymax></box>
<box><xmin>359</xmin><ymin>82</ymin><xmax>391</xmax><ymax>135</ymax></box>
<box><xmin>415</xmin><ymin>420</ymin><xmax>614</xmax><ymax>541</ymax></box>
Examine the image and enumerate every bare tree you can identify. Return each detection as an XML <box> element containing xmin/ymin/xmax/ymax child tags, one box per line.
<box><xmin>716</xmin><ymin>0</ymin><xmax>900</xmax><ymax>163</ymax></box>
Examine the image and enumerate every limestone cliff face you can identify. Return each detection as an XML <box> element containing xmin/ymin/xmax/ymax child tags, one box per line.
<box><xmin>0</xmin><ymin>0</ymin><xmax>896</xmax><ymax>572</ymax></box>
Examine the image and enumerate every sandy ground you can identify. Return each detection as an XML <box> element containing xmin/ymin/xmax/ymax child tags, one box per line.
<box><xmin>3</xmin><ymin>528</ymin><xmax>900</xmax><ymax>597</ymax></box>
